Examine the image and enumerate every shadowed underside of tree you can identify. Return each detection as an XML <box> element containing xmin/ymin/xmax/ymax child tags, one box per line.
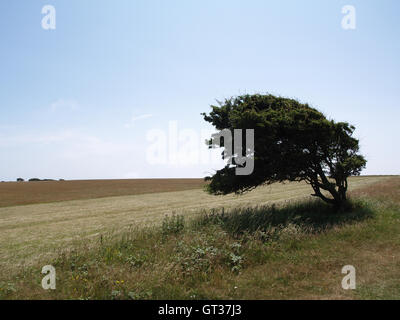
<box><xmin>202</xmin><ymin>94</ymin><xmax>367</xmax><ymax>210</ymax></box>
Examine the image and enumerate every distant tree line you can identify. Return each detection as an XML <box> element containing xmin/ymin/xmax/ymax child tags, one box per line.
<box><xmin>16</xmin><ymin>178</ymin><xmax>65</xmax><ymax>182</ymax></box>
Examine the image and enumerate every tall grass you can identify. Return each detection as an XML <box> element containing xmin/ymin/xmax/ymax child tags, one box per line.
<box><xmin>0</xmin><ymin>197</ymin><xmax>383</xmax><ymax>300</ymax></box>
<box><xmin>192</xmin><ymin>199</ymin><xmax>374</xmax><ymax>237</ymax></box>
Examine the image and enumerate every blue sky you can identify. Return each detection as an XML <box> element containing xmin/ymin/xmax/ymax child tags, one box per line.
<box><xmin>0</xmin><ymin>0</ymin><xmax>399</xmax><ymax>180</ymax></box>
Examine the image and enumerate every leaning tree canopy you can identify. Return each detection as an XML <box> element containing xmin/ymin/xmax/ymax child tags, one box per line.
<box><xmin>202</xmin><ymin>94</ymin><xmax>366</xmax><ymax>208</ymax></box>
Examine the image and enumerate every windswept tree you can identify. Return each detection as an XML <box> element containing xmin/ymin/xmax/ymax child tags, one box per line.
<box><xmin>202</xmin><ymin>94</ymin><xmax>366</xmax><ymax>209</ymax></box>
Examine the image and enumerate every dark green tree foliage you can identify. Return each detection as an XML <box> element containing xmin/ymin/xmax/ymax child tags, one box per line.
<box><xmin>202</xmin><ymin>94</ymin><xmax>366</xmax><ymax>209</ymax></box>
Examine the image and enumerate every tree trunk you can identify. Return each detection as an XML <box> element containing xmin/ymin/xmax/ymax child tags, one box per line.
<box><xmin>310</xmin><ymin>174</ymin><xmax>348</xmax><ymax>211</ymax></box>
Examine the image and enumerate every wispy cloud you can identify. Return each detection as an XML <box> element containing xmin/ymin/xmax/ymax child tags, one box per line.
<box><xmin>50</xmin><ymin>99</ymin><xmax>79</xmax><ymax>111</ymax></box>
<box><xmin>0</xmin><ymin>131</ymin><xmax>75</xmax><ymax>146</ymax></box>
<box><xmin>0</xmin><ymin>130</ymin><xmax>133</xmax><ymax>158</ymax></box>
<box><xmin>124</xmin><ymin>113</ymin><xmax>154</xmax><ymax>128</ymax></box>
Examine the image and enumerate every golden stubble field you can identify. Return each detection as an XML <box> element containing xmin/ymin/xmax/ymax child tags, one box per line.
<box><xmin>0</xmin><ymin>176</ymin><xmax>390</xmax><ymax>271</ymax></box>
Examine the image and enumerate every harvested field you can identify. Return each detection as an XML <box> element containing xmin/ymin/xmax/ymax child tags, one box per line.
<box><xmin>0</xmin><ymin>179</ymin><xmax>205</xmax><ymax>207</ymax></box>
